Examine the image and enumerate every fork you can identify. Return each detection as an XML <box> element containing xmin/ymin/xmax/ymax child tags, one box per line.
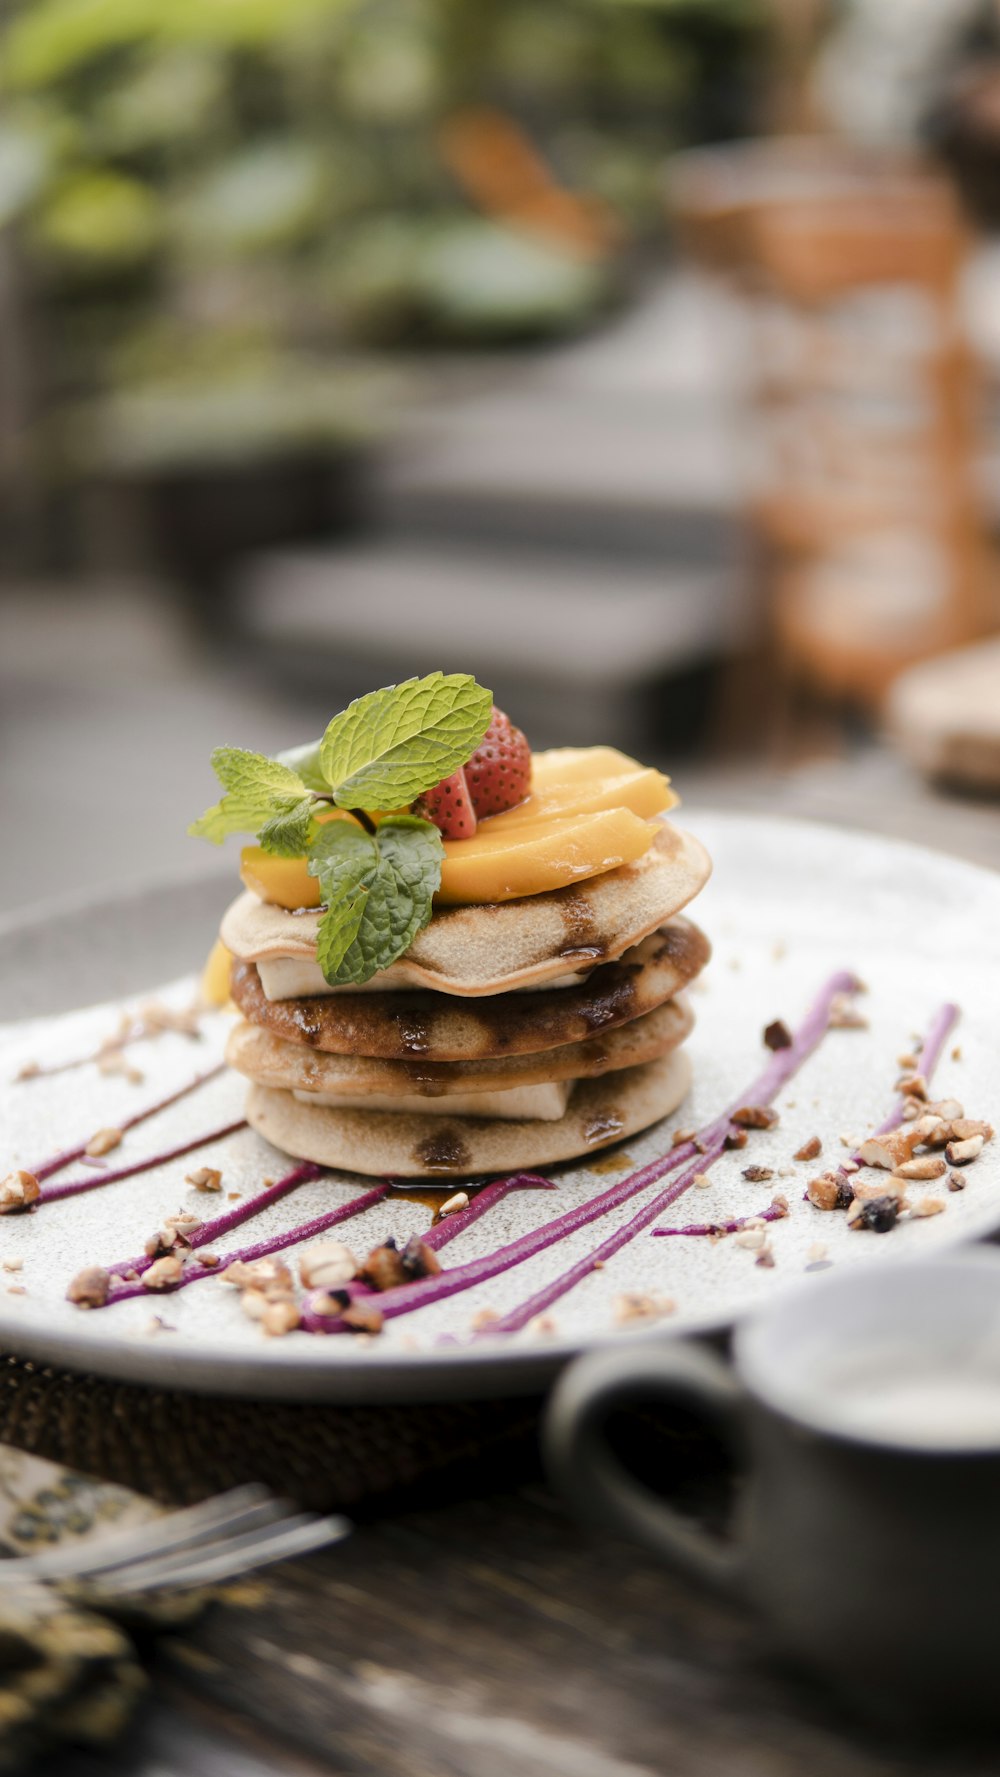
<box><xmin>0</xmin><ymin>1461</ymin><xmax>348</xmax><ymax>1602</ymax></box>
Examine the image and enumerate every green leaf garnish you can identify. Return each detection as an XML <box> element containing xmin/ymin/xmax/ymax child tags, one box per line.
<box><xmin>189</xmin><ymin>673</ymin><xmax>493</xmax><ymax>984</ymax></box>
<box><xmin>308</xmin><ymin>815</ymin><xmax>445</xmax><ymax>986</ymax></box>
<box><xmin>188</xmin><ymin>748</ymin><xmax>315</xmax><ymax>851</ymax></box>
<box><xmin>318</xmin><ymin>673</ymin><xmax>493</xmax><ymax>810</ymax></box>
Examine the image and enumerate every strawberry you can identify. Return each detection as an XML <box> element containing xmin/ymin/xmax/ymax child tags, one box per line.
<box><xmin>415</xmin><ymin>706</ymin><xmax>531</xmax><ymax>839</ymax></box>
<box><xmin>463</xmin><ymin>706</ymin><xmax>531</xmax><ymax>819</ymax></box>
<box><xmin>415</xmin><ymin>768</ymin><xmax>478</xmax><ymax>840</ymax></box>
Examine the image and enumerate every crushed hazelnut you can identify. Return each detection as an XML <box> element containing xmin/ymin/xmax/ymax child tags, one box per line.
<box><xmin>731</xmin><ymin>1105</ymin><xmax>779</xmax><ymax>1130</ymax></box>
<box><xmin>829</xmin><ymin>994</ymin><xmax>868</xmax><ymax>1029</ymax></box>
<box><xmin>298</xmin><ymin>1241</ymin><xmax>357</xmax><ymax>1291</ymax></box>
<box><xmin>341</xmin><ymin>1302</ymin><xmax>384</xmax><ymax>1335</ymax></box>
<box><xmin>471</xmin><ymin>1308</ymin><xmax>500</xmax><ymax>1330</ymax></box>
<box><xmin>85</xmin><ymin>1127</ymin><xmax>123</xmax><ymax>1158</ymax></box>
<box><xmin>262</xmin><ymin>1300</ymin><xmax>301</xmax><ymax>1337</ymax></box>
<box><xmin>848</xmin><ymin>1195</ymin><xmax>901</xmax><ymax>1233</ymax></box>
<box><xmin>724</xmin><ymin>1129</ymin><xmax>748</xmax><ymax>1150</ymax></box>
<box><xmin>614</xmin><ymin>1292</ymin><xmax>676</xmax><ymax>1325</ymax></box>
<box><xmin>763</xmin><ymin>1019</ymin><xmax>793</xmax><ymax>1052</ymax></box>
<box><xmin>794</xmin><ymin>1136</ymin><xmax>822</xmax><ymax>1162</ymax></box>
<box><xmin>0</xmin><ymin>1170</ymin><xmax>40</xmax><ymax>1215</ymax></box>
<box><xmin>895</xmin><ymin>1073</ymin><xmax>928</xmax><ymax>1102</ymax></box>
<box><xmin>438</xmin><ymin>1191</ymin><xmax>469</xmax><ymax>1217</ymax></box>
<box><xmin>892</xmin><ymin>1155</ymin><xmax>948</xmax><ymax>1181</ymax></box>
<box><xmin>692</xmin><ymin>1172</ymin><xmax>713</xmax><ymax>1189</ymax></box>
<box><xmin>734</xmin><ymin>1227</ymin><xmax>766</xmax><ymax>1251</ymax></box>
<box><xmin>807</xmin><ymin>1173</ymin><xmax>854</xmax><ymax>1212</ymax></box>
<box><xmin>2</xmin><ymin>1260</ymin><xmax>22</xmax><ymax>1274</ymax></box>
<box><xmin>945</xmin><ymin>1134</ymin><xmax>985</xmax><ymax>1167</ymax></box>
<box><xmin>358</xmin><ymin>1239</ymin><xmax>409</xmax><ymax>1292</ymax></box>
<box><xmin>143</xmin><ymin>1254</ymin><xmax>184</xmax><ymax>1291</ymax></box>
<box><xmin>909</xmin><ymin>1198</ymin><xmax>945</xmax><ymax>1219</ymax></box>
<box><xmin>66</xmin><ymin>1266</ymin><xmax>110</xmax><ymax>1308</ymax></box>
<box><xmin>400</xmin><ymin>1237</ymin><xmax>442</xmax><ymax>1282</ymax></box>
<box><xmin>186</xmin><ymin>1167</ymin><xmax>223</xmax><ymax>1193</ymax></box>
<box><xmin>742</xmin><ymin>1165</ymin><xmax>774</xmax><ymax>1183</ymax></box>
<box><xmin>770</xmin><ymin>1193</ymin><xmax>790</xmax><ymax>1216</ymax></box>
<box><xmin>671</xmin><ymin>1127</ymin><xmax>696</xmax><ymax>1148</ymax></box>
<box><xmin>755</xmin><ymin>1246</ymin><xmax>775</xmax><ymax>1269</ymax></box>
<box><xmin>857</xmin><ymin>1129</ymin><xmax>921</xmax><ymax>1171</ymax></box>
<box><xmin>947</xmin><ymin>1171</ymin><xmax>967</xmax><ymax>1193</ymax></box>
<box><xmin>529</xmin><ymin>1314</ymin><xmax>558</xmax><ymax>1336</ymax></box>
<box><xmin>196</xmin><ymin>1252</ymin><xmax>220</xmax><ymax>1269</ymax></box>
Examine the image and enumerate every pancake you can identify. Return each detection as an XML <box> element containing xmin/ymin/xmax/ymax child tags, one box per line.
<box><xmin>221</xmin><ymin>820</ymin><xmax>711</xmax><ymax>998</ymax></box>
<box><xmin>226</xmin><ymin>993</ymin><xmax>694</xmax><ymax>1097</ymax></box>
<box><xmin>245</xmin><ymin>1049</ymin><xmax>692</xmax><ymax>1177</ymax></box>
<box><xmin>230</xmin><ymin>918</ymin><xmax>710</xmax><ymax>1062</ymax></box>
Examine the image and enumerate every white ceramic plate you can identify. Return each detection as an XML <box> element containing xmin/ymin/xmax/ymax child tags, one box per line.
<box><xmin>0</xmin><ymin>812</ymin><xmax>997</xmax><ymax>1402</ymax></box>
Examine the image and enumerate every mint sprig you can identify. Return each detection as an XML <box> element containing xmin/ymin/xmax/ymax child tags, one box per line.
<box><xmin>188</xmin><ymin>748</ymin><xmax>317</xmax><ymax>858</ymax></box>
<box><xmin>308</xmin><ymin>816</ymin><xmax>445</xmax><ymax>986</ymax></box>
<box><xmin>189</xmin><ymin>672</ymin><xmax>493</xmax><ymax>984</ymax></box>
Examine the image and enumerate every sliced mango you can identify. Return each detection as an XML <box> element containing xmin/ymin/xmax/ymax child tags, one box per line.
<box><xmin>201</xmin><ymin>937</ymin><xmax>235</xmax><ymax>1007</ymax></box>
<box><xmin>482</xmin><ymin>767</ymin><xmax>675</xmax><ymax>832</ymax></box>
<box><xmin>436</xmin><ymin>807</ymin><xmax>659</xmax><ymax>904</ymax></box>
<box><xmin>238</xmin><ymin>746</ymin><xmax>670</xmax><ymax>910</ymax></box>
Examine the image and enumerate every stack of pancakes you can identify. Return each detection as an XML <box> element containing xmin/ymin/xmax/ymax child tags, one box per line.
<box><xmin>221</xmin><ymin>822</ymin><xmax>712</xmax><ymax>1178</ymax></box>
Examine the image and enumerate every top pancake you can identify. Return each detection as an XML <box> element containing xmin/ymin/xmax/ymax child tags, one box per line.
<box><xmin>220</xmin><ymin>820</ymin><xmax>711</xmax><ymax>999</ymax></box>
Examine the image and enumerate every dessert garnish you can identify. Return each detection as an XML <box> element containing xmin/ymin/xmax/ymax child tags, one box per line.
<box><xmin>190</xmin><ymin>672</ymin><xmax>499</xmax><ymax>986</ymax></box>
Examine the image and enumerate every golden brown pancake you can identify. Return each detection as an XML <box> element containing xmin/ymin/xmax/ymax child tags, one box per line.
<box><xmin>229</xmin><ymin>918</ymin><xmax>710</xmax><ymax>1062</ymax></box>
<box><xmin>221</xmin><ymin>820</ymin><xmax>711</xmax><ymax>998</ymax></box>
<box><xmin>226</xmin><ymin>993</ymin><xmax>694</xmax><ymax>1097</ymax></box>
<box><xmin>245</xmin><ymin>1049</ymin><xmax>692</xmax><ymax>1177</ymax></box>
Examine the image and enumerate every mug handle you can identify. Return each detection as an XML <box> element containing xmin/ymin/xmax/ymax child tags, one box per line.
<box><xmin>543</xmin><ymin>1340</ymin><xmax>747</xmax><ymax>1593</ymax></box>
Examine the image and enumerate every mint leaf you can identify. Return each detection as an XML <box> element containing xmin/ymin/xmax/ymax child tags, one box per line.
<box><xmin>318</xmin><ymin>673</ymin><xmax>492</xmax><ymax>810</ymax></box>
<box><xmin>257</xmin><ymin>796</ymin><xmax>316</xmax><ymax>859</ymax></box>
<box><xmin>276</xmin><ymin>738</ymin><xmax>328</xmax><ymax>794</ymax></box>
<box><xmin>308</xmin><ymin>814</ymin><xmax>444</xmax><ymax>985</ymax></box>
<box><xmin>188</xmin><ymin>747</ymin><xmax>311</xmax><ymax>846</ymax></box>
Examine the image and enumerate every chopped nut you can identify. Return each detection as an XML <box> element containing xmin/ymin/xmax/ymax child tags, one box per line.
<box><xmin>196</xmin><ymin>1252</ymin><xmax>220</xmax><ymax>1269</ymax></box>
<box><xmin>794</xmin><ymin>1136</ymin><xmax>822</xmax><ymax>1162</ymax></box>
<box><xmin>742</xmin><ymin>1164</ymin><xmax>774</xmax><ymax>1183</ymax></box>
<box><xmin>895</xmin><ymin>1073</ymin><xmax>928</xmax><ymax>1102</ymax></box>
<box><xmin>186</xmin><ymin>1166</ymin><xmax>223</xmax><ymax>1193</ymax></box>
<box><xmin>298</xmin><ymin>1241</ymin><xmax>357</xmax><ymax>1291</ymax></box>
<box><xmin>734</xmin><ymin>1227</ymin><xmax>766</xmax><ymax>1251</ymax></box>
<box><xmin>770</xmin><ymin>1194</ymin><xmax>790</xmax><ymax>1217</ymax></box>
<box><xmin>614</xmin><ymin>1292</ymin><xmax>676</xmax><ymax>1325</ymax></box>
<box><xmin>67</xmin><ymin>1265</ymin><xmax>110</xmax><ymax>1308</ymax></box>
<box><xmin>240</xmin><ymin>1290</ymin><xmax>267</xmax><ymax>1322</ymax></box>
<box><xmin>15</xmin><ymin>1060</ymin><xmax>41</xmax><ymax>1081</ymax></box>
<box><xmin>671</xmin><ymin>1127</ymin><xmax>696</xmax><ymax>1148</ymax></box>
<box><xmin>400</xmin><ymin>1237</ymin><xmax>442</xmax><ymax>1281</ymax></box>
<box><xmin>165</xmin><ymin>1211</ymin><xmax>202</xmax><ymax>1238</ymax></box>
<box><xmin>358</xmin><ymin>1239</ymin><xmax>408</xmax><ymax>1292</ymax></box>
<box><xmin>763</xmin><ymin>1019</ymin><xmax>793</xmax><ymax>1051</ymax></box>
<box><xmin>947</xmin><ymin>1119</ymin><xmax>993</xmax><ymax>1144</ymax></box>
<box><xmin>723</xmin><ymin>1128</ymin><xmax>748</xmax><ymax>1150</ymax></box>
<box><xmin>848</xmin><ymin>1195</ymin><xmax>901</xmax><ymax>1233</ymax></box>
<box><xmin>851</xmin><ymin>1177</ymin><xmax>907</xmax><ymax>1203</ymax></box>
<box><xmin>221</xmin><ymin>1257</ymin><xmax>293</xmax><ymax>1296</ymax></box>
<box><xmin>897</xmin><ymin>1052</ymin><xmax>919</xmax><ymax>1071</ymax></box>
<box><xmin>892</xmin><ymin>1155</ymin><xmax>948</xmax><ymax>1181</ymax></box>
<box><xmin>947</xmin><ymin>1171</ymin><xmax>966</xmax><ymax>1193</ymax></box>
<box><xmin>952</xmin><ymin>1044</ymin><xmax>962</xmax><ymax>1062</ymax></box>
<box><xmin>731</xmin><ymin>1105</ymin><xmax>779</xmax><ymax>1130</ymax></box>
<box><xmin>85</xmin><ymin>1127</ymin><xmax>122</xmax><ymax>1158</ymax></box>
<box><xmin>142</xmin><ymin>1254</ymin><xmax>184</xmax><ymax>1291</ymax></box>
<box><xmin>471</xmin><ymin>1308</ymin><xmax>499</xmax><ymax>1330</ymax></box>
<box><xmin>807</xmin><ymin>1242</ymin><xmax>828</xmax><ymax>1262</ymax></box>
<box><xmin>945</xmin><ymin>1134</ymin><xmax>985</xmax><ymax>1167</ymax></box>
<box><xmin>2</xmin><ymin>1259</ymin><xmax>22</xmax><ymax>1274</ymax></box>
<box><xmin>341</xmin><ymin>1302</ymin><xmax>384</xmax><ymax>1335</ymax></box>
<box><xmin>262</xmin><ymin>1300</ymin><xmax>300</xmax><ymax>1337</ymax></box>
<box><xmin>909</xmin><ymin>1198</ymin><xmax>945</xmax><ymax>1219</ymax></box>
<box><xmin>900</xmin><ymin>1099</ymin><xmax>923</xmax><ymax>1122</ymax></box>
<box><xmin>692</xmin><ymin>1172</ymin><xmax>713</xmax><ymax>1189</ymax></box>
<box><xmin>438</xmin><ymin>1191</ymin><xmax>469</xmax><ymax>1217</ymax></box>
<box><xmin>926</xmin><ymin>1099</ymin><xmax>964</xmax><ymax>1123</ymax></box>
<box><xmin>0</xmin><ymin>1170</ymin><xmax>40</xmax><ymax>1215</ymax></box>
<box><xmin>310</xmin><ymin>1289</ymin><xmax>351</xmax><ymax>1317</ymax></box>
<box><xmin>807</xmin><ymin>1172</ymin><xmax>854</xmax><ymax>1212</ymax></box>
<box><xmin>857</xmin><ymin>1129</ymin><xmax>921</xmax><ymax>1171</ymax></box>
<box><xmin>829</xmin><ymin>994</ymin><xmax>868</xmax><ymax>1029</ymax></box>
<box><xmin>755</xmin><ymin>1246</ymin><xmax>775</xmax><ymax>1269</ymax></box>
<box><xmin>530</xmin><ymin>1314</ymin><xmax>558</xmax><ymax>1336</ymax></box>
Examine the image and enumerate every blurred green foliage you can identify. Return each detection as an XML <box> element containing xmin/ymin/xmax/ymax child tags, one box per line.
<box><xmin>0</xmin><ymin>0</ymin><xmax>767</xmax><ymax>466</ymax></box>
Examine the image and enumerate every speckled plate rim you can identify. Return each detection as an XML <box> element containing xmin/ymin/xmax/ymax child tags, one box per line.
<box><xmin>1</xmin><ymin>812</ymin><xmax>998</xmax><ymax>1404</ymax></box>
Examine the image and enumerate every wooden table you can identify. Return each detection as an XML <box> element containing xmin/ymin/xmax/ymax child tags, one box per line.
<box><xmin>44</xmin><ymin>753</ymin><xmax>1000</xmax><ymax>1777</ymax></box>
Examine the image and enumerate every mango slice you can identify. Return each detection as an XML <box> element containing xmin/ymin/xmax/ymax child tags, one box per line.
<box><xmin>436</xmin><ymin>806</ymin><xmax>660</xmax><ymax>904</ymax></box>
<box><xmin>201</xmin><ymin>937</ymin><xmax>235</xmax><ymax>1007</ymax></box>
<box><xmin>238</xmin><ymin>746</ymin><xmax>670</xmax><ymax>910</ymax></box>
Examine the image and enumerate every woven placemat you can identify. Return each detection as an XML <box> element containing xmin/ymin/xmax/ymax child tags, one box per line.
<box><xmin>0</xmin><ymin>1355</ymin><xmax>543</xmax><ymax>1515</ymax></box>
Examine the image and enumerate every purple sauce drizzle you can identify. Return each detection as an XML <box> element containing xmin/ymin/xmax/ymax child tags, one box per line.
<box><xmin>652</xmin><ymin>1202</ymin><xmax>788</xmax><ymax>1239</ymax></box>
<box><xmin>302</xmin><ymin>970</ymin><xmax>861</xmax><ymax>1338</ymax></box>
<box><xmin>31</xmin><ymin>1063</ymin><xmax>227</xmax><ymax>1183</ymax></box>
<box><xmin>40</xmin><ymin>1119</ymin><xmax>247</xmax><ymax>1205</ymax></box>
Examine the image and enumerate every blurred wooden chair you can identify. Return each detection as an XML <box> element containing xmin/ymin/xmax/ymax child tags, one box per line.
<box><xmin>669</xmin><ymin>139</ymin><xmax>995</xmax><ymax>710</ymax></box>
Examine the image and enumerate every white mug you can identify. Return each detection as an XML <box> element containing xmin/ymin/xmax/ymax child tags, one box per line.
<box><xmin>545</xmin><ymin>1250</ymin><xmax>1000</xmax><ymax>1729</ymax></box>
